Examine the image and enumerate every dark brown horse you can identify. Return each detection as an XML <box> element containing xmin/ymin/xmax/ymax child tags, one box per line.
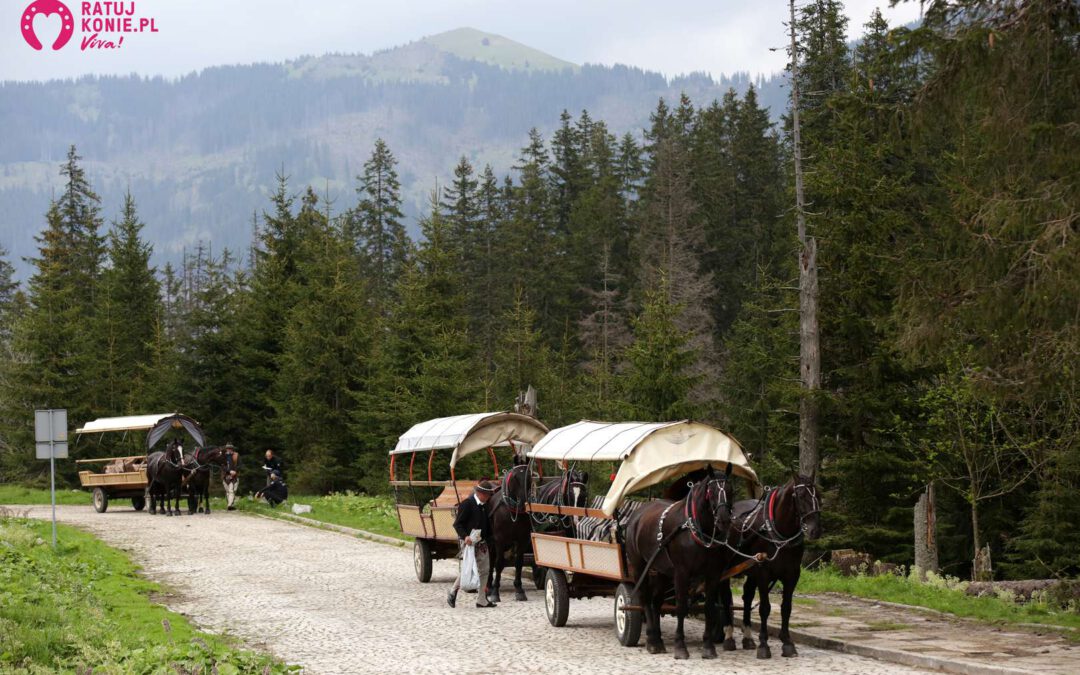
<box><xmin>724</xmin><ymin>474</ymin><xmax>822</xmax><ymax>659</ymax></box>
<box><xmin>623</xmin><ymin>464</ymin><xmax>734</xmax><ymax>660</ymax></box>
<box><xmin>182</xmin><ymin>446</ymin><xmax>229</xmax><ymax>515</ymax></box>
<box><xmin>529</xmin><ymin>466</ymin><xmax>589</xmax><ymax>534</ymax></box>
<box><xmin>146</xmin><ymin>439</ymin><xmax>186</xmax><ymax>516</ymax></box>
<box><xmin>486</xmin><ymin>461</ymin><xmax>533</xmax><ymax>603</ymax></box>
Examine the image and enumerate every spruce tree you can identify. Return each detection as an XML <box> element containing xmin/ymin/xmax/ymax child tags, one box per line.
<box><xmin>99</xmin><ymin>192</ymin><xmax>162</xmax><ymax>413</ymax></box>
<box><xmin>623</xmin><ymin>274</ymin><xmax>700</xmax><ymax>421</ymax></box>
<box><xmin>274</xmin><ymin>196</ymin><xmax>371</xmax><ymax>493</ymax></box>
<box><xmin>350</xmin><ymin>139</ymin><xmax>409</xmax><ymax>317</ymax></box>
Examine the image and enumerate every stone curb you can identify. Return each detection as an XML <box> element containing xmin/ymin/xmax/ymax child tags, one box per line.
<box><xmin>248</xmin><ymin>510</ymin><xmax>1037</xmax><ymax>675</ymax></box>
<box><xmin>731</xmin><ymin>616</ymin><xmax>1034</xmax><ymax>675</ymax></box>
<box><xmin>247</xmin><ymin>510</ymin><xmax>407</xmax><ymax>547</ymax></box>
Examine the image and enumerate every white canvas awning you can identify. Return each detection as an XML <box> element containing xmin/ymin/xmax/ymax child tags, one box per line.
<box><xmin>76</xmin><ymin>414</ymin><xmax>187</xmax><ymax>434</ymax></box>
<box><xmin>528</xmin><ymin>420</ymin><xmax>759</xmax><ymax>516</ymax></box>
<box><xmin>76</xmin><ymin>413</ymin><xmax>205</xmax><ymax>449</ymax></box>
<box><xmin>391</xmin><ymin>412</ymin><xmax>549</xmax><ymax>468</ymax></box>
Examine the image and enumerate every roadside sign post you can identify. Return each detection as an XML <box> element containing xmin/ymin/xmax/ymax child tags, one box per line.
<box><xmin>34</xmin><ymin>409</ymin><xmax>68</xmax><ymax>548</ymax></box>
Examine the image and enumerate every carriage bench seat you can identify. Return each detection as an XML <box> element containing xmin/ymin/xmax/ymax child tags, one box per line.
<box><xmin>429</xmin><ymin>481</ymin><xmax>480</xmax><ymax>509</ymax></box>
<box><xmin>575</xmin><ymin>497</ymin><xmax>642</xmax><ymax>542</ymax></box>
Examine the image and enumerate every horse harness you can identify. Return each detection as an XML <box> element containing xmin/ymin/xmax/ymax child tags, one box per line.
<box><xmin>733</xmin><ymin>480</ymin><xmax>821</xmax><ymax>557</ymax></box>
<box><xmin>631</xmin><ymin>477</ymin><xmax>730</xmax><ymax>596</ymax></box>
<box><xmin>498</xmin><ymin>464</ymin><xmax>529</xmax><ymax>521</ymax></box>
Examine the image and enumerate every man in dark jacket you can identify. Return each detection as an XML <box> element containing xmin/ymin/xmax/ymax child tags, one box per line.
<box><xmin>262</xmin><ymin>449</ymin><xmax>284</xmax><ymax>485</ymax></box>
<box><xmin>255</xmin><ymin>471</ymin><xmax>288</xmax><ymax>507</ymax></box>
<box><xmin>447</xmin><ymin>481</ymin><xmax>496</xmax><ymax>608</ymax></box>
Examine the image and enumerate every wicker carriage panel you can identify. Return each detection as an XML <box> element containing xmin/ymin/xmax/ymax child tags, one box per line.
<box><xmin>533</xmin><ymin>534</ymin><xmax>572</xmax><ymax>568</ymax></box>
<box><xmin>580</xmin><ymin>542</ymin><xmax>623</xmax><ymax>578</ymax></box>
<box><xmin>430</xmin><ymin>507</ymin><xmax>459</xmax><ymax>541</ymax></box>
<box><xmin>397</xmin><ymin>505</ymin><xmax>428</xmax><ymax>537</ymax></box>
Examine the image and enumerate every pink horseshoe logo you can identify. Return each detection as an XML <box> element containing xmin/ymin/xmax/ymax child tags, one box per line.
<box><xmin>21</xmin><ymin>0</ymin><xmax>74</xmax><ymax>51</ymax></box>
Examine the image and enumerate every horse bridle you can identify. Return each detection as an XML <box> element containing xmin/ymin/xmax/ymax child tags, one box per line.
<box><xmin>500</xmin><ymin>464</ymin><xmax>529</xmax><ymax>519</ymax></box>
<box><xmin>683</xmin><ymin>476</ymin><xmax>731</xmax><ymax>549</ymax></box>
<box><xmin>793</xmin><ymin>481</ymin><xmax>822</xmax><ymax>526</ymax></box>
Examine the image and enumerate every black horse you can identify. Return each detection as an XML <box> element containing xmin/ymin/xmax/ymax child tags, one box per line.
<box><xmin>530</xmin><ymin>466</ymin><xmax>589</xmax><ymax>535</ymax></box>
<box><xmin>146</xmin><ymin>439</ymin><xmax>186</xmax><ymax>516</ymax></box>
<box><xmin>486</xmin><ymin>460</ymin><xmax>534</xmax><ymax>603</ymax></box>
<box><xmin>623</xmin><ymin>465</ymin><xmax>734</xmax><ymax>660</ymax></box>
<box><xmin>724</xmin><ymin>474</ymin><xmax>822</xmax><ymax>659</ymax></box>
<box><xmin>182</xmin><ymin>446</ymin><xmax>229</xmax><ymax>515</ymax></box>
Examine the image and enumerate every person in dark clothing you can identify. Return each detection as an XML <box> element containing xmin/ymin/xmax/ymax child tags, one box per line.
<box><xmin>221</xmin><ymin>443</ymin><xmax>240</xmax><ymax>510</ymax></box>
<box><xmin>255</xmin><ymin>471</ymin><xmax>288</xmax><ymax>507</ymax></box>
<box><xmin>447</xmin><ymin>481</ymin><xmax>497</xmax><ymax>609</ymax></box>
<box><xmin>262</xmin><ymin>449</ymin><xmax>284</xmax><ymax>485</ymax></box>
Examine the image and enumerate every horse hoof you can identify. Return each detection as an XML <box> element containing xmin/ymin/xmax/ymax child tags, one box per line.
<box><xmin>701</xmin><ymin>644</ymin><xmax>717</xmax><ymax>660</ymax></box>
<box><xmin>723</xmin><ymin>638</ymin><xmax>737</xmax><ymax>652</ymax></box>
<box><xmin>757</xmin><ymin>645</ymin><xmax>772</xmax><ymax>660</ymax></box>
<box><xmin>673</xmin><ymin>644</ymin><xmax>690</xmax><ymax>660</ymax></box>
<box><xmin>197</xmin><ymin>507</ymin><xmax>204</xmax><ymax>513</ymax></box>
<box><xmin>514</xmin><ymin>589</ymin><xmax>527</xmax><ymax>602</ymax></box>
<box><xmin>489</xmin><ymin>591</ymin><xmax>501</xmax><ymax>604</ymax></box>
<box><xmin>204</xmin><ymin>510</ymin><xmax>211</xmax><ymax>515</ymax></box>
<box><xmin>782</xmin><ymin>643</ymin><xmax>798</xmax><ymax>658</ymax></box>
<box><xmin>646</xmin><ymin>641</ymin><xmax>666</xmax><ymax>655</ymax></box>
<box><xmin>742</xmin><ymin>637</ymin><xmax>756</xmax><ymax>650</ymax></box>
<box><xmin>165</xmin><ymin>511</ymin><xmax>173</xmax><ymax>517</ymax></box>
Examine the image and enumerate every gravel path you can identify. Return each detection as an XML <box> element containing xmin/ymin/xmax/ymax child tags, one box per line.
<box><xmin>19</xmin><ymin>505</ymin><xmax>926</xmax><ymax>674</ymax></box>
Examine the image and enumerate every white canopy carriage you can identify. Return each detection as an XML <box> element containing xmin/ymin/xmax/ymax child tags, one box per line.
<box><xmin>73</xmin><ymin>413</ymin><xmax>206</xmax><ymax>513</ymax></box>
<box><xmin>524</xmin><ymin>420</ymin><xmax>761</xmax><ymax>642</ymax></box>
<box><xmin>389</xmin><ymin>411</ymin><xmax>549</xmax><ymax>582</ymax></box>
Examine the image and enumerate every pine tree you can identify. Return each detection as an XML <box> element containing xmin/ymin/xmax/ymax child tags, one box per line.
<box><xmin>274</xmin><ymin>199</ymin><xmax>371</xmax><ymax>493</ymax></box>
<box><xmin>623</xmin><ymin>274</ymin><xmax>700</xmax><ymax>421</ymax></box>
<box><xmin>352</xmin><ymin>192</ymin><xmax>476</xmax><ymax>492</ymax></box>
<box><xmin>350</xmin><ymin>139</ymin><xmax>409</xmax><ymax>317</ymax></box>
<box><xmin>636</xmin><ymin>135</ymin><xmax>718</xmax><ymax>411</ymax></box>
<box><xmin>578</xmin><ymin>246</ymin><xmax>631</xmax><ymax>419</ymax></box>
<box><xmin>0</xmin><ymin>245</ymin><xmax>18</xmax><ymax>346</ymax></box>
<box><xmin>99</xmin><ymin>192</ymin><xmax>162</xmax><ymax>413</ymax></box>
<box><xmin>491</xmin><ymin>289</ymin><xmax>554</xmax><ymax>409</ymax></box>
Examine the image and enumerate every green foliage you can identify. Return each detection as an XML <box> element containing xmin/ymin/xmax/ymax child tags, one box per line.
<box><xmin>0</xmin><ymin>517</ymin><xmax>292</xmax><ymax>673</ymax></box>
<box><xmin>799</xmin><ymin>566</ymin><xmax>1080</xmax><ymax>633</ymax></box>
<box><xmin>623</xmin><ymin>275</ymin><xmax>700</xmax><ymax>420</ymax></box>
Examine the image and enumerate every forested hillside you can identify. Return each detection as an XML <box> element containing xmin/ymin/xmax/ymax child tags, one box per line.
<box><xmin>0</xmin><ymin>27</ymin><xmax>778</xmax><ymax>279</ymax></box>
<box><xmin>0</xmin><ymin>0</ymin><xmax>1077</xmax><ymax>583</ymax></box>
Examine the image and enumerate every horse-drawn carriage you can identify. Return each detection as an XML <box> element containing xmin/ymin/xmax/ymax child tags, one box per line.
<box><xmin>74</xmin><ymin>413</ymin><xmax>206</xmax><ymax>513</ymax></box>
<box><xmin>524</xmin><ymin>420</ymin><xmax>763</xmax><ymax>655</ymax></box>
<box><xmin>389</xmin><ymin>412</ymin><xmax>549</xmax><ymax>583</ymax></box>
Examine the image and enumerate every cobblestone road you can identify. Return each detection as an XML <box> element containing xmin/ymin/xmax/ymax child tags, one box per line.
<box><xmin>21</xmin><ymin>505</ymin><xmax>926</xmax><ymax>674</ymax></box>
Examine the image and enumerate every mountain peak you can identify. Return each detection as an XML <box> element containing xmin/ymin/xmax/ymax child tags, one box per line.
<box><xmin>419</xmin><ymin>27</ymin><xmax>577</xmax><ymax>73</ymax></box>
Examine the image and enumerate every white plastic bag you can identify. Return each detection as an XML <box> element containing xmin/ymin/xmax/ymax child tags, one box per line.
<box><xmin>460</xmin><ymin>544</ymin><xmax>481</xmax><ymax>592</ymax></box>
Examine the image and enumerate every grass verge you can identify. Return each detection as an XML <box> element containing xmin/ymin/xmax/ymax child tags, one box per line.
<box><xmin>799</xmin><ymin>566</ymin><xmax>1080</xmax><ymax>635</ymax></box>
<box><xmin>0</xmin><ymin>485</ymin><xmax>408</xmax><ymax>542</ymax></box>
<box><xmin>0</xmin><ymin>514</ymin><xmax>296</xmax><ymax>673</ymax></box>
<box><xmin>0</xmin><ymin>484</ymin><xmax>90</xmax><ymax>506</ymax></box>
<box><xmin>226</xmin><ymin>491</ymin><xmax>408</xmax><ymax>541</ymax></box>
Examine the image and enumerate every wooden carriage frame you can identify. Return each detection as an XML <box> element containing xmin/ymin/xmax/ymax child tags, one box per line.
<box><xmin>389</xmin><ymin>412</ymin><xmax>549</xmax><ymax>582</ymax></box>
<box><xmin>74</xmin><ymin>413</ymin><xmax>206</xmax><ymax>513</ymax></box>
<box><xmin>523</xmin><ymin>420</ymin><xmax>761</xmax><ymax>646</ymax></box>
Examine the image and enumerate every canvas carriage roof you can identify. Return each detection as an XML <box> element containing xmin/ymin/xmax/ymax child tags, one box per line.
<box><xmin>75</xmin><ymin>413</ymin><xmax>205</xmax><ymax>449</ymax></box>
<box><xmin>527</xmin><ymin>420</ymin><xmax>760</xmax><ymax>516</ymax></box>
<box><xmin>390</xmin><ymin>412</ymin><xmax>549</xmax><ymax>468</ymax></box>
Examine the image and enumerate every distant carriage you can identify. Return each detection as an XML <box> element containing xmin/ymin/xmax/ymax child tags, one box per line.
<box><xmin>74</xmin><ymin>413</ymin><xmax>206</xmax><ymax>513</ymax></box>
<box><xmin>524</xmin><ymin>420</ymin><xmax>762</xmax><ymax>647</ymax></box>
<box><xmin>389</xmin><ymin>412</ymin><xmax>549</xmax><ymax>582</ymax></box>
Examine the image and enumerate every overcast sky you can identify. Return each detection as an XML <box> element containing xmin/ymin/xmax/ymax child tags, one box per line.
<box><xmin>3</xmin><ymin>0</ymin><xmax>922</xmax><ymax>83</ymax></box>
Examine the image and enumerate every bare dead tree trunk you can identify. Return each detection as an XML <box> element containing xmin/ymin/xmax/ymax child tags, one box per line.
<box><xmin>789</xmin><ymin>0</ymin><xmax>821</xmax><ymax>480</ymax></box>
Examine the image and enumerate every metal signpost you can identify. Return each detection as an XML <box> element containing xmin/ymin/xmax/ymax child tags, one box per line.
<box><xmin>35</xmin><ymin>409</ymin><xmax>68</xmax><ymax>548</ymax></box>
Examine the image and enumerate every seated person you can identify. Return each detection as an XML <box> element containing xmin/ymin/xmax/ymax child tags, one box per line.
<box><xmin>255</xmin><ymin>471</ymin><xmax>288</xmax><ymax>507</ymax></box>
